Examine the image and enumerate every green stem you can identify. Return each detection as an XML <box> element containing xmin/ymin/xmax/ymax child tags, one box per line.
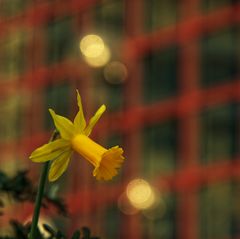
<box><xmin>29</xmin><ymin>131</ymin><xmax>58</xmax><ymax>239</ymax></box>
<box><xmin>29</xmin><ymin>162</ymin><xmax>50</xmax><ymax>239</ymax></box>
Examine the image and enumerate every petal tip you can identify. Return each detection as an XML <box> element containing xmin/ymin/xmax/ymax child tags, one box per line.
<box><xmin>49</xmin><ymin>108</ymin><xmax>54</xmax><ymax>112</ymax></box>
<box><xmin>101</xmin><ymin>104</ymin><xmax>106</xmax><ymax>111</ymax></box>
<box><xmin>48</xmin><ymin>108</ymin><xmax>55</xmax><ymax>117</ymax></box>
<box><xmin>76</xmin><ymin>90</ymin><xmax>82</xmax><ymax>106</ymax></box>
<box><xmin>48</xmin><ymin>175</ymin><xmax>56</xmax><ymax>182</ymax></box>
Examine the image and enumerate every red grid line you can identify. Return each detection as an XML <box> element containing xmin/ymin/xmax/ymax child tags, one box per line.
<box><xmin>53</xmin><ymin>157</ymin><xmax>240</xmax><ymax>212</ymax></box>
<box><xmin>123</xmin><ymin>4</ymin><xmax>240</xmax><ymax>59</ymax></box>
<box><xmin>0</xmin><ymin>80</ymin><xmax>239</xmax><ymax>157</ymax></box>
<box><xmin>0</xmin><ymin>0</ymin><xmax>101</xmax><ymax>36</ymax></box>
<box><xmin>105</xmin><ymin>80</ymin><xmax>240</xmax><ymax>133</ymax></box>
<box><xmin>157</xmin><ymin>158</ymin><xmax>240</xmax><ymax>192</ymax></box>
<box><xmin>177</xmin><ymin>2</ymin><xmax>200</xmax><ymax>232</ymax></box>
<box><xmin>0</xmin><ymin>2</ymin><xmax>239</xmax><ymax>238</ymax></box>
<box><xmin>0</xmin><ymin>60</ymin><xmax>86</xmax><ymax>97</ymax></box>
<box><xmin>1</xmin><ymin>157</ymin><xmax>240</xmax><ymax>227</ymax></box>
<box><xmin>0</xmin><ymin>6</ymin><xmax>238</xmax><ymax>97</ymax></box>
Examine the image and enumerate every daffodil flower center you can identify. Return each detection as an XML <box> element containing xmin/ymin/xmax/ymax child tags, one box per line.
<box><xmin>71</xmin><ymin>134</ymin><xmax>107</xmax><ymax>167</ymax></box>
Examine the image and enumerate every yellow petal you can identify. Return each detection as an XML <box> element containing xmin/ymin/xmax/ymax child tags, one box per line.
<box><xmin>49</xmin><ymin>109</ymin><xmax>75</xmax><ymax>140</ymax></box>
<box><xmin>73</xmin><ymin>90</ymin><xmax>86</xmax><ymax>133</ymax></box>
<box><xmin>30</xmin><ymin>139</ymin><xmax>71</xmax><ymax>162</ymax></box>
<box><xmin>48</xmin><ymin>150</ymin><xmax>72</xmax><ymax>182</ymax></box>
<box><xmin>93</xmin><ymin>146</ymin><xmax>125</xmax><ymax>181</ymax></box>
<box><xmin>84</xmin><ymin>105</ymin><xmax>106</xmax><ymax>136</ymax></box>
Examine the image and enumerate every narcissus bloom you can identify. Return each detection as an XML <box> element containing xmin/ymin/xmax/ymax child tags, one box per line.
<box><xmin>30</xmin><ymin>90</ymin><xmax>125</xmax><ymax>182</ymax></box>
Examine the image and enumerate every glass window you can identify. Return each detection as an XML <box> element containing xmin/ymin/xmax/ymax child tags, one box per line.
<box><xmin>200</xmin><ymin>104</ymin><xmax>237</xmax><ymax>164</ymax></box>
<box><xmin>199</xmin><ymin>182</ymin><xmax>233</xmax><ymax>239</ymax></box>
<box><xmin>94</xmin><ymin>0</ymin><xmax>123</xmax><ymax>41</ymax></box>
<box><xmin>200</xmin><ymin>28</ymin><xmax>238</xmax><ymax>87</ymax></box>
<box><xmin>143</xmin><ymin>46</ymin><xmax>178</xmax><ymax>103</ymax></box>
<box><xmin>46</xmin><ymin>17</ymin><xmax>77</xmax><ymax>64</ymax></box>
<box><xmin>104</xmin><ymin>83</ymin><xmax>123</xmax><ymax>112</ymax></box>
<box><xmin>93</xmin><ymin>72</ymin><xmax>124</xmax><ymax>112</ymax></box>
<box><xmin>201</xmin><ymin>0</ymin><xmax>234</xmax><ymax>13</ymax></box>
<box><xmin>104</xmin><ymin>134</ymin><xmax>123</xmax><ymax>149</ymax></box>
<box><xmin>0</xmin><ymin>0</ymin><xmax>30</xmax><ymax>17</ymax></box>
<box><xmin>44</xmin><ymin>82</ymin><xmax>71</xmax><ymax>130</ymax></box>
<box><xmin>232</xmin><ymin>180</ymin><xmax>240</xmax><ymax>236</ymax></box>
<box><xmin>0</xmin><ymin>94</ymin><xmax>22</xmax><ymax>141</ymax></box>
<box><xmin>144</xmin><ymin>0</ymin><xmax>178</xmax><ymax>31</ymax></box>
<box><xmin>142</xmin><ymin>120</ymin><xmax>177</xmax><ymax>178</ymax></box>
<box><xmin>142</xmin><ymin>192</ymin><xmax>177</xmax><ymax>239</ymax></box>
<box><xmin>0</xmin><ymin>31</ymin><xmax>28</xmax><ymax>79</ymax></box>
<box><xmin>104</xmin><ymin>205</ymin><xmax>120</xmax><ymax>239</ymax></box>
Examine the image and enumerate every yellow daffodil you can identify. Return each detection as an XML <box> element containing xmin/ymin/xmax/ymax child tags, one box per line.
<box><xmin>30</xmin><ymin>90</ymin><xmax>125</xmax><ymax>182</ymax></box>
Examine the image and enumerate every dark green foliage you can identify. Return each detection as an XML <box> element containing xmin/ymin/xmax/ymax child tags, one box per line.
<box><xmin>71</xmin><ymin>230</ymin><xmax>80</xmax><ymax>239</ymax></box>
<box><xmin>0</xmin><ymin>170</ymin><xmax>100</xmax><ymax>239</ymax></box>
<box><xmin>0</xmin><ymin>170</ymin><xmax>67</xmax><ymax>216</ymax></box>
<box><xmin>0</xmin><ymin>221</ymin><xmax>99</xmax><ymax>239</ymax></box>
<box><xmin>81</xmin><ymin>227</ymin><xmax>99</xmax><ymax>239</ymax></box>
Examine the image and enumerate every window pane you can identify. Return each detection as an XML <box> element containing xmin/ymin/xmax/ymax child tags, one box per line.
<box><xmin>142</xmin><ymin>120</ymin><xmax>177</xmax><ymax>178</ymax></box>
<box><xmin>200</xmin><ymin>28</ymin><xmax>238</xmax><ymax>87</ymax></box>
<box><xmin>144</xmin><ymin>0</ymin><xmax>178</xmax><ymax>31</ymax></box>
<box><xmin>143</xmin><ymin>46</ymin><xmax>178</xmax><ymax>103</ymax></box>
<box><xmin>142</xmin><ymin>193</ymin><xmax>177</xmax><ymax>239</ymax></box>
<box><xmin>94</xmin><ymin>1</ymin><xmax>123</xmax><ymax>35</ymax></box>
<box><xmin>0</xmin><ymin>94</ymin><xmax>22</xmax><ymax>141</ymax></box>
<box><xmin>0</xmin><ymin>0</ymin><xmax>30</xmax><ymax>17</ymax></box>
<box><xmin>201</xmin><ymin>0</ymin><xmax>234</xmax><ymax>13</ymax></box>
<box><xmin>200</xmin><ymin>104</ymin><xmax>237</xmax><ymax>164</ymax></box>
<box><xmin>93</xmin><ymin>73</ymin><xmax>124</xmax><ymax>112</ymax></box>
<box><xmin>44</xmin><ymin>83</ymin><xmax>71</xmax><ymax>130</ymax></box>
<box><xmin>0</xmin><ymin>31</ymin><xmax>28</xmax><ymax>79</ymax></box>
<box><xmin>46</xmin><ymin>17</ymin><xmax>77</xmax><ymax>64</ymax></box>
<box><xmin>104</xmin><ymin>134</ymin><xmax>123</xmax><ymax>149</ymax></box>
<box><xmin>104</xmin><ymin>83</ymin><xmax>123</xmax><ymax>112</ymax></box>
<box><xmin>199</xmin><ymin>182</ymin><xmax>233</xmax><ymax>239</ymax></box>
<box><xmin>104</xmin><ymin>205</ymin><xmax>120</xmax><ymax>239</ymax></box>
<box><xmin>232</xmin><ymin>180</ymin><xmax>240</xmax><ymax>236</ymax></box>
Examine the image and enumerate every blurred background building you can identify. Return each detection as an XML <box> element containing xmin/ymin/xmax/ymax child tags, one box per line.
<box><xmin>0</xmin><ymin>0</ymin><xmax>239</xmax><ymax>238</ymax></box>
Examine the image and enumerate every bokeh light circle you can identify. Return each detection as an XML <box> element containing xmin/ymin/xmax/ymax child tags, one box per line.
<box><xmin>118</xmin><ymin>193</ymin><xmax>139</xmax><ymax>215</ymax></box>
<box><xmin>80</xmin><ymin>34</ymin><xmax>105</xmax><ymax>58</ymax></box>
<box><xmin>104</xmin><ymin>61</ymin><xmax>128</xmax><ymax>84</ymax></box>
<box><xmin>126</xmin><ymin>179</ymin><xmax>156</xmax><ymax>210</ymax></box>
<box><xmin>84</xmin><ymin>45</ymin><xmax>111</xmax><ymax>67</ymax></box>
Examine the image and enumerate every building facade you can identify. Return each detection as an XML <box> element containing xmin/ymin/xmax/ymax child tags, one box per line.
<box><xmin>0</xmin><ymin>0</ymin><xmax>239</xmax><ymax>238</ymax></box>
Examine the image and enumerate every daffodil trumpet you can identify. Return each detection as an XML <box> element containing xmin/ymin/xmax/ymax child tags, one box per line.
<box><xmin>30</xmin><ymin>90</ymin><xmax>125</xmax><ymax>182</ymax></box>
